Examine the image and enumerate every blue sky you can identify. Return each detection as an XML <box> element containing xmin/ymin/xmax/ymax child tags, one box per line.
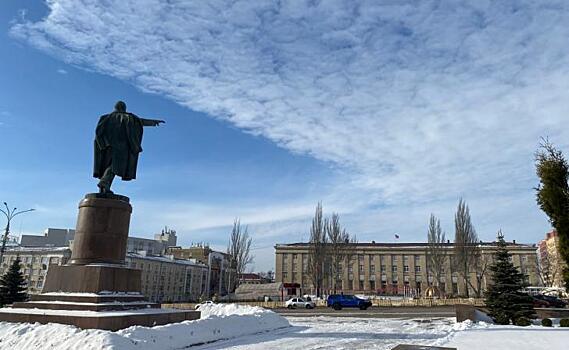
<box><xmin>2</xmin><ymin>0</ymin><xmax>568</xmax><ymax>271</ymax></box>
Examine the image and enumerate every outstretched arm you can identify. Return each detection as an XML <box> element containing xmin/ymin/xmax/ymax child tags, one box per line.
<box><xmin>140</xmin><ymin>118</ymin><xmax>165</xmax><ymax>127</ymax></box>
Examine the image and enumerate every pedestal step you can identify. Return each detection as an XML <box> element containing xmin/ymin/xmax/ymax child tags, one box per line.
<box><xmin>0</xmin><ymin>307</ymin><xmax>200</xmax><ymax>331</ymax></box>
<box><xmin>31</xmin><ymin>293</ymin><xmax>147</xmax><ymax>303</ymax></box>
<box><xmin>13</xmin><ymin>300</ymin><xmax>160</xmax><ymax>312</ymax></box>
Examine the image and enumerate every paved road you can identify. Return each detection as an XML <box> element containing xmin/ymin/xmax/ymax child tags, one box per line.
<box><xmin>273</xmin><ymin>305</ymin><xmax>456</xmax><ymax>318</ymax></box>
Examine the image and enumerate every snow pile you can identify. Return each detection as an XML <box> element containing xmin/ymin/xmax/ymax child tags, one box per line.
<box><xmin>0</xmin><ymin>304</ymin><xmax>290</xmax><ymax>350</ymax></box>
<box><xmin>444</xmin><ymin>321</ymin><xmax>569</xmax><ymax>349</ymax></box>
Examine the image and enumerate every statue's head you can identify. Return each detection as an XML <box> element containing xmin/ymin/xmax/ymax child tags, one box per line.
<box><xmin>114</xmin><ymin>101</ymin><xmax>127</xmax><ymax>112</ymax></box>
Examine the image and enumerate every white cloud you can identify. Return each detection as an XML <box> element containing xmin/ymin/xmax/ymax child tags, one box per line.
<box><xmin>56</xmin><ymin>68</ymin><xmax>67</xmax><ymax>74</ymax></box>
<box><xmin>10</xmin><ymin>1</ymin><xmax>569</xmax><ymax>268</ymax></box>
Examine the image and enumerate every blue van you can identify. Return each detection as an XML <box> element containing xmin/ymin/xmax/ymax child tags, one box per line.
<box><xmin>327</xmin><ymin>294</ymin><xmax>372</xmax><ymax>310</ymax></box>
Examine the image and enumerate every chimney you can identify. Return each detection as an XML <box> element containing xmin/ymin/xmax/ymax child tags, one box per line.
<box><xmin>513</xmin><ymin>239</ymin><xmax>516</xmax><ymax>244</ymax></box>
<box><xmin>447</xmin><ymin>240</ymin><xmax>450</xmax><ymax>244</ymax></box>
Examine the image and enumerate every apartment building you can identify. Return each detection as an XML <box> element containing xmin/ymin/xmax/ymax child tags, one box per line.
<box><xmin>0</xmin><ymin>247</ymin><xmax>71</xmax><ymax>294</ymax></box>
<box><xmin>537</xmin><ymin>229</ymin><xmax>567</xmax><ymax>288</ymax></box>
<box><xmin>126</xmin><ymin>252</ymin><xmax>208</xmax><ymax>303</ymax></box>
<box><xmin>275</xmin><ymin>241</ymin><xmax>539</xmax><ymax>297</ymax></box>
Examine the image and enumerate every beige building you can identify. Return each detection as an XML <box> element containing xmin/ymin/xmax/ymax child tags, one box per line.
<box><xmin>167</xmin><ymin>245</ymin><xmax>234</xmax><ymax>297</ymax></box>
<box><xmin>0</xmin><ymin>247</ymin><xmax>71</xmax><ymax>294</ymax></box>
<box><xmin>126</xmin><ymin>252</ymin><xmax>208</xmax><ymax>303</ymax></box>
<box><xmin>537</xmin><ymin>229</ymin><xmax>567</xmax><ymax>288</ymax></box>
<box><xmin>275</xmin><ymin>241</ymin><xmax>539</xmax><ymax>297</ymax></box>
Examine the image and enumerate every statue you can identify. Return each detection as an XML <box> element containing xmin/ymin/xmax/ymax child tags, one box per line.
<box><xmin>93</xmin><ymin>101</ymin><xmax>164</xmax><ymax>194</ymax></box>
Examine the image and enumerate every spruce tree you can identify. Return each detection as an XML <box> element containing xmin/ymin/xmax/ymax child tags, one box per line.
<box><xmin>485</xmin><ymin>232</ymin><xmax>534</xmax><ymax>325</ymax></box>
<box><xmin>0</xmin><ymin>258</ymin><xmax>28</xmax><ymax>305</ymax></box>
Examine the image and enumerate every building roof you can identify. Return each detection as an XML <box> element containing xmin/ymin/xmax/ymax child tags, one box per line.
<box><xmin>126</xmin><ymin>252</ymin><xmax>207</xmax><ymax>267</ymax></box>
<box><xmin>5</xmin><ymin>246</ymin><xmax>70</xmax><ymax>253</ymax></box>
<box><xmin>276</xmin><ymin>241</ymin><xmax>536</xmax><ymax>249</ymax></box>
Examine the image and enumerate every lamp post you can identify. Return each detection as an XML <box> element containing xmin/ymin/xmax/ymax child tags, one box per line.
<box><xmin>0</xmin><ymin>202</ymin><xmax>35</xmax><ymax>264</ymax></box>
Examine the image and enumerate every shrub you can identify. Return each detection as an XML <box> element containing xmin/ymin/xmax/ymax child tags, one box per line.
<box><xmin>560</xmin><ymin>319</ymin><xmax>569</xmax><ymax>327</ymax></box>
<box><xmin>541</xmin><ymin>318</ymin><xmax>553</xmax><ymax>327</ymax></box>
<box><xmin>515</xmin><ymin>317</ymin><xmax>531</xmax><ymax>326</ymax></box>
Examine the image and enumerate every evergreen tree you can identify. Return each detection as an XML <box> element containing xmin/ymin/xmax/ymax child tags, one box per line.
<box><xmin>0</xmin><ymin>258</ymin><xmax>28</xmax><ymax>305</ymax></box>
<box><xmin>485</xmin><ymin>232</ymin><xmax>534</xmax><ymax>325</ymax></box>
<box><xmin>535</xmin><ymin>140</ymin><xmax>569</xmax><ymax>289</ymax></box>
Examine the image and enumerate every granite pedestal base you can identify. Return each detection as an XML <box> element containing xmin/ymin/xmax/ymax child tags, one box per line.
<box><xmin>42</xmin><ymin>264</ymin><xmax>141</xmax><ymax>294</ymax></box>
<box><xmin>0</xmin><ymin>193</ymin><xmax>200</xmax><ymax>330</ymax></box>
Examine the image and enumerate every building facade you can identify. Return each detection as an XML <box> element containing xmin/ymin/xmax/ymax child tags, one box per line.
<box><xmin>0</xmin><ymin>247</ymin><xmax>71</xmax><ymax>294</ymax></box>
<box><xmin>167</xmin><ymin>245</ymin><xmax>234</xmax><ymax>297</ymax></box>
<box><xmin>275</xmin><ymin>241</ymin><xmax>539</xmax><ymax>297</ymax></box>
<box><xmin>537</xmin><ymin>229</ymin><xmax>567</xmax><ymax>288</ymax></box>
<box><xmin>126</xmin><ymin>252</ymin><xmax>208</xmax><ymax>303</ymax></box>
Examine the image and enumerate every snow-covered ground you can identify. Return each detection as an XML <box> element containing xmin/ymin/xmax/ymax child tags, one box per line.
<box><xmin>195</xmin><ymin>317</ymin><xmax>569</xmax><ymax>350</ymax></box>
<box><xmin>0</xmin><ymin>304</ymin><xmax>289</xmax><ymax>350</ymax></box>
<box><xmin>0</xmin><ymin>304</ymin><xmax>568</xmax><ymax>349</ymax></box>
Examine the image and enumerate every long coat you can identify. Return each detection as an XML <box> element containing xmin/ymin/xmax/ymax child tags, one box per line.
<box><xmin>93</xmin><ymin>112</ymin><xmax>144</xmax><ymax>181</ymax></box>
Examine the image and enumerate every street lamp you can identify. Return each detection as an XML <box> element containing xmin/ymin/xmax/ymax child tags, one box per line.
<box><xmin>0</xmin><ymin>202</ymin><xmax>35</xmax><ymax>264</ymax></box>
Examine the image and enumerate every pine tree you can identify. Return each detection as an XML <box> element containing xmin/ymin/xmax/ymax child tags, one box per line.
<box><xmin>0</xmin><ymin>258</ymin><xmax>28</xmax><ymax>305</ymax></box>
<box><xmin>485</xmin><ymin>232</ymin><xmax>534</xmax><ymax>325</ymax></box>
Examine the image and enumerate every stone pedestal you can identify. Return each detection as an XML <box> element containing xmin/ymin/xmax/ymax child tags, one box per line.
<box><xmin>0</xmin><ymin>193</ymin><xmax>199</xmax><ymax>330</ymax></box>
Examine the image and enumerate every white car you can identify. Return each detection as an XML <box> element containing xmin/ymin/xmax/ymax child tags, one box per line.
<box><xmin>195</xmin><ymin>300</ymin><xmax>215</xmax><ymax>310</ymax></box>
<box><xmin>286</xmin><ymin>297</ymin><xmax>315</xmax><ymax>309</ymax></box>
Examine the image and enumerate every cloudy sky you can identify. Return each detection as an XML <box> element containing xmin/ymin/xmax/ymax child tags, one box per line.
<box><xmin>1</xmin><ymin>0</ymin><xmax>568</xmax><ymax>271</ymax></box>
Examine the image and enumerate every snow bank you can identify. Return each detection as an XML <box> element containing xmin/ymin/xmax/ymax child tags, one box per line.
<box><xmin>0</xmin><ymin>304</ymin><xmax>290</xmax><ymax>350</ymax></box>
<box><xmin>444</xmin><ymin>321</ymin><xmax>569</xmax><ymax>349</ymax></box>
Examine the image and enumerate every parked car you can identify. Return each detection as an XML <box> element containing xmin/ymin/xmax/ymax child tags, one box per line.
<box><xmin>533</xmin><ymin>294</ymin><xmax>567</xmax><ymax>308</ymax></box>
<box><xmin>285</xmin><ymin>297</ymin><xmax>316</xmax><ymax>309</ymax></box>
<box><xmin>327</xmin><ymin>294</ymin><xmax>372</xmax><ymax>310</ymax></box>
<box><xmin>195</xmin><ymin>300</ymin><xmax>215</xmax><ymax>310</ymax></box>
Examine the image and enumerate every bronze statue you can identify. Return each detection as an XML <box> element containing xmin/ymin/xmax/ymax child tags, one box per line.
<box><xmin>93</xmin><ymin>101</ymin><xmax>164</xmax><ymax>194</ymax></box>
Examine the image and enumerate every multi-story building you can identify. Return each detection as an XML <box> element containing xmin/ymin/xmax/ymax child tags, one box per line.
<box><xmin>275</xmin><ymin>241</ymin><xmax>539</xmax><ymax>297</ymax></box>
<box><xmin>126</xmin><ymin>252</ymin><xmax>208</xmax><ymax>303</ymax></box>
<box><xmin>0</xmin><ymin>247</ymin><xmax>71</xmax><ymax>294</ymax></box>
<box><xmin>537</xmin><ymin>229</ymin><xmax>567</xmax><ymax>288</ymax></box>
<box><xmin>167</xmin><ymin>244</ymin><xmax>234</xmax><ymax>297</ymax></box>
<box><xmin>127</xmin><ymin>227</ymin><xmax>178</xmax><ymax>255</ymax></box>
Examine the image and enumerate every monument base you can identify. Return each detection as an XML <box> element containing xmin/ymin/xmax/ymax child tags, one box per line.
<box><xmin>0</xmin><ymin>305</ymin><xmax>199</xmax><ymax>331</ymax></box>
<box><xmin>42</xmin><ymin>264</ymin><xmax>141</xmax><ymax>294</ymax></box>
<box><xmin>0</xmin><ymin>193</ymin><xmax>201</xmax><ymax>330</ymax></box>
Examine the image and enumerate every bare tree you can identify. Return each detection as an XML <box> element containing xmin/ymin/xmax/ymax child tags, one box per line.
<box><xmin>453</xmin><ymin>198</ymin><xmax>479</xmax><ymax>298</ymax></box>
<box><xmin>426</xmin><ymin>214</ymin><xmax>447</xmax><ymax>291</ymax></box>
<box><xmin>307</xmin><ymin>202</ymin><xmax>327</xmax><ymax>297</ymax></box>
<box><xmin>227</xmin><ymin>218</ymin><xmax>253</xmax><ymax>292</ymax></box>
<box><xmin>325</xmin><ymin>213</ymin><xmax>357</xmax><ymax>293</ymax></box>
<box><xmin>470</xmin><ymin>245</ymin><xmax>491</xmax><ymax>298</ymax></box>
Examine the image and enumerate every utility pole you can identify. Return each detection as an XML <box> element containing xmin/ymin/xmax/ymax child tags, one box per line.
<box><xmin>0</xmin><ymin>202</ymin><xmax>35</xmax><ymax>264</ymax></box>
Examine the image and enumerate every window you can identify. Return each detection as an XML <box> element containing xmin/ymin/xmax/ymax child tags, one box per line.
<box><xmin>403</xmin><ymin>255</ymin><xmax>409</xmax><ymax>263</ymax></box>
<box><xmin>392</xmin><ymin>266</ymin><xmax>397</xmax><ymax>272</ymax></box>
<box><xmin>380</xmin><ymin>255</ymin><xmax>385</xmax><ymax>263</ymax></box>
<box><xmin>292</xmin><ymin>263</ymin><xmax>297</xmax><ymax>271</ymax></box>
<box><xmin>370</xmin><ymin>265</ymin><xmax>375</xmax><ymax>273</ymax></box>
<box><xmin>522</xmin><ymin>255</ymin><xmax>528</xmax><ymax>263</ymax></box>
<box><xmin>414</xmin><ymin>255</ymin><xmax>420</xmax><ymax>263</ymax></box>
<box><xmin>403</xmin><ymin>266</ymin><xmax>409</xmax><ymax>272</ymax></box>
<box><xmin>391</xmin><ymin>255</ymin><xmax>398</xmax><ymax>263</ymax></box>
<box><xmin>380</xmin><ymin>265</ymin><xmax>386</xmax><ymax>272</ymax></box>
<box><xmin>283</xmin><ymin>272</ymin><xmax>288</xmax><ymax>279</ymax></box>
<box><xmin>358</xmin><ymin>255</ymin><xmax>364</xmax><ymax>262</ymax></box>
<box><xmin>358</xmin><ymin>280</ymin><xmax>364</xmax><ymax>290</ymax></box>
<box><xmin>414</xmin><ymin>266</ymin><xmax>421</xmax><ymax>273</ymax></box>
<box><xmin>293</xmin><ymin>254</ymin><xmax>297</xmax><ymax>260</ymax></box>
<box><xmin>348</xmin><ymin>266</ymin><xmax>354</xmax><ymax>273</ymax></box>
<box><xmin>370</xmin><ymin>280</ymin><xmax>375</xmax><ymax>291</ymax></box>
<box><xmin>358</xmin><ymin>264</ymin><xmax>364</xmax><ymax>272</ymax></box>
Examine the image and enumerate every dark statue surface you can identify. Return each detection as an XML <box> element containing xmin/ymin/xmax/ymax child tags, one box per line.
<box><xmin>93</xmin><ymin>101</ymin><xmax>164</xmax><ymax>193</ymax></box>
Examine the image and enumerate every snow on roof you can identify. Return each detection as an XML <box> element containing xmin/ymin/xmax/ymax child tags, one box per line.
<box><xmin>126</xmin><ymin>252</ymin><xmax>207</xmax><ymax>267</ymax></box>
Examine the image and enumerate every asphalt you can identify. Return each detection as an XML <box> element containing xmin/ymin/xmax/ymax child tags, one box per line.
<box><xmin>273</xmin><ymin>305</ymin><xmax>456</xmax><ymax>318</ymax></box>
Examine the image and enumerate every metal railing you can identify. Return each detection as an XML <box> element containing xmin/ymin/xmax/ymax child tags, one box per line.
<box><xmin>162</xmin><ymin>298</ymin><xmax>485</xmax><ymax>310</ymax></box>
